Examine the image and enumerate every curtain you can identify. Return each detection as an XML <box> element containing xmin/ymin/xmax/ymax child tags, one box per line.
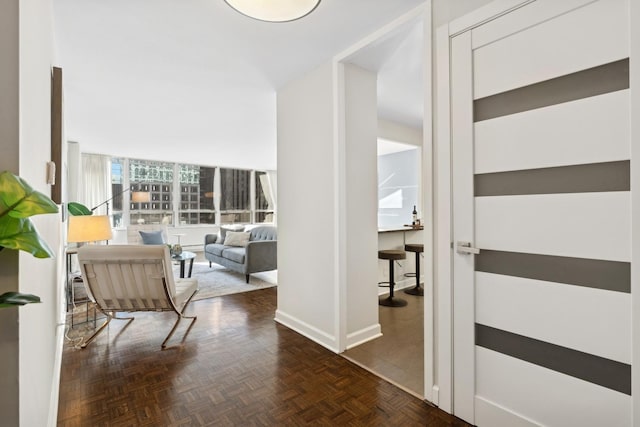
<box><xmin>67</xmin><ymin>141</ymin><xmax>82</xmax><ymax>204</ymax></box>
<box><xmin>81</xmin><ymin>153</ymin><xmax>112</xmax><ymax>215</ymax></box>
<box><xmin>265</xmin><ymin>170</ymin><xmax>277</xmax><ymax>225</ymax></box>
<box><xmin>259</xmin><ymin>174</ymin><xmax>274</xmax><ymax>210</ymax></box>
<box><xmin>213</xmin><ymin>167</ymin><xmax>221</xmax><ymax>224</ymax></box>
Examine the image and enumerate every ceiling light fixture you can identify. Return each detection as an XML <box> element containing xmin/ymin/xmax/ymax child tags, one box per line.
<box><xmin>224</xmin><ymin>0</ymin><xmax>321</xmax><ymax>23</ymax></box>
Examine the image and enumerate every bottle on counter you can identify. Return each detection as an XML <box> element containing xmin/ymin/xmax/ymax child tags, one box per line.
<box><xmin>412</xmin><ymin>205</ymin><xmax>418</xmax><ymax>225</ymax></box>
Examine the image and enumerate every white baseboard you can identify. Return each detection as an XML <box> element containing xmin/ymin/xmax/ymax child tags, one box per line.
<box><xmin>274</xmin><ymin>309</ymin><xmax>339</xmax><ymax>353</ymax></box>
<box><xmin>476</xmin><ymin>396</ymin><xmax>541</xmax><ymax>427</ymax></box>
<box><xmin>345</xmin><ymin>323</ymin><xmax>382</xmax><ymax>350</ymax></box>
<box><xmin>432</xmin><ymin>385</ymin><xmax>439</xmax><ymax>406</ymax></box>
<box><xmin>48</xmin><ymin>324</ymin><xmax>65</xmax><ymax>427</ymax></box>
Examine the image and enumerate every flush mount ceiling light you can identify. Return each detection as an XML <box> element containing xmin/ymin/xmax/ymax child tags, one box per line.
<box><xmin>225</xmin><ymin>0</ymin><xmax>321</xmax><ymax>22</ymax></box>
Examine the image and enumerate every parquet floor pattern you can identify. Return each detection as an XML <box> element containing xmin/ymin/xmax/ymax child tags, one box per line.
<box><xmin>58</xmin><ymin>288</ymin><xmax>471</xmax><ymax>426</ymax></box>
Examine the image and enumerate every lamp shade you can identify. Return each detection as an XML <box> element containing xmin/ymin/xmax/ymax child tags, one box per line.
<box><xmin>224</xmin><ymin>0</ymin><xmax>321</xmax><ymax>22</ymax></box>
<box><xmin>68</xmin><ymin>215</ymin><xmax>113</xmax><ymax>243</ymax></box>
<box><xmin>131</xmin><ymin>191</ymin><xmax>151</xmax><ymax>203</ymax></box>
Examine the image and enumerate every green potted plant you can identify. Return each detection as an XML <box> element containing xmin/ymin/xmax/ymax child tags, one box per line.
<box><xmin>0</xmin><ymin>171</ymin><xmax>59</xmax><ymax>307</ymax></box>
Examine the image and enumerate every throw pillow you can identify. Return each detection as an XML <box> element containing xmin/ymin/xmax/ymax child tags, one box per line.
<box><xmin>220</xmin><ymin>225</ymin><xmax>245</xmax><ymax>241</ymax></box>
<box><xmin>139</xmin><ymin>230</ymin><xmax>165</xmax><ymax>244</ymax></box>
<box><xmin>223</xmin><ymin>231</ymin><xmax>250</xmax><ymax>247</ymax></box>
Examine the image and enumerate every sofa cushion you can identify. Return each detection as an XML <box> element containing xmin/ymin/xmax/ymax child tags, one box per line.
<box><xmin>224</xmin><ymin>231</ymin><xmax>250</xmax><ymax>247</ymax></box>
<box><xmin>220</xmin><ymin>225</ymin><xmax>245</xmax><ymax>241</ymax></box>
<box><xmin>205</xmin><ymin>243</ymin><xmax>226</xmax><ymax>257</ymax></box>
<box><xmin>222</xmin><ymin>247</ymin><xmax>246</xmax><ymax>264</ymax></box>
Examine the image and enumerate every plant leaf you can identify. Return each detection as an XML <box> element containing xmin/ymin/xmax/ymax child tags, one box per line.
<box><xmin>0</xmin><ymin>171</ymin><xmax>58</xmax><ymax>219</ymax></box>
<box><xmin>67</xmin><ymin>202</ymin><xmax>93</xmax><ymax>216</ymax></box>
<box><xmin>0</xmin><ymin>216</ymin><xmax>54</xmax><ymax>258</ymax></box>
<box><xmin>0</xmin><ymin>292</ymin><xmax>41</xmax><ymax>307</ymax></box>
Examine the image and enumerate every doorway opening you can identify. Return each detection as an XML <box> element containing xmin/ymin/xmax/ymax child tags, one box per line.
<box><xmin>337</xmin><ymin>10</ymin><xmax>430</xmax><ymax>400</ymax></box>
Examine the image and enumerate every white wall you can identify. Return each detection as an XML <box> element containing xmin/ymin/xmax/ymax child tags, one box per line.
<box><xmin>0</xmin><ymin>1</ymin><xmax>60</xmax><ymax>426</ymax></box>
<box><xmin>276</xmin><ymin>59</ymin><xmax>387</xmax><ymax>352</ymax></box>
<box><xmin>0</xmin><ymin>2</ymin><xmax>21</xmax><ymax>424</ymax></box>
<box><xmin>342</xmin><ymin>64</ymin><xmax>381</xmax><ymax>349</ymax></box>
<box><xmin>275</xmin><ymin>3</ymin><xmax>431</xmax><ymax>357</ymax></box>
<box><xmin>18</xmin><ymin>1</ymin><xmax>62</xmax><ymax>426</ymax></box>
<box><xmin>378</xmin><ymin>148</ymin><xmax>421</xmax><ymax>228</ymax></box>
<box><xmin>275</xmin><ymin>62</ymin><xmax>339</xmax><ymax>350</ymax></box>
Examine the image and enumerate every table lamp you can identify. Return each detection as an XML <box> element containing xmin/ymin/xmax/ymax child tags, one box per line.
<box><xmin>67</xmin><ymin>215</ymin><xmax>113</xmax><ymax>244</ymax></box>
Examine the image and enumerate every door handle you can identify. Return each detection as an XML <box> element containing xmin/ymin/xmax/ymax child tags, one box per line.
<box><xmin>456</xmin><ymin>241</ymin><xmax>480</xmax><ymax>255</ymax></box>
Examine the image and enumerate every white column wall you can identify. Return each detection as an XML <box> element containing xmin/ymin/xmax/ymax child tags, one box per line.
<box><xmin>342</xmin><ymin>64</ymin><xmax>381</xmax><ymax>349</ymax></box>
<box><xmin>275</xmin><ymin>62</ymin><xmax>340</xmax><ymax>350</ymax></box>
<box><xmin>276</xmin><ymin>61</ymin><xmax>386</xmax><ymax>352</ymax></box>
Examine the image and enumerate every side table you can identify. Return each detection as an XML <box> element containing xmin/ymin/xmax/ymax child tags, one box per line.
<box><xmin>172</xmin><ymin>251</ymin><xmax>196</xmax><ymax>278</ymax></box>
<box><xmin>65</xmin><ymin>247</ymin><xmax>96</xmax><ymax>328</ymax></box>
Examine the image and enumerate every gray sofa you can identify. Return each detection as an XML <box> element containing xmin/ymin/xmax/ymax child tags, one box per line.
<box><xmin>204</xmin><ymin>225</ymin><xmax>277</xmax><ymax>283</ymax></box>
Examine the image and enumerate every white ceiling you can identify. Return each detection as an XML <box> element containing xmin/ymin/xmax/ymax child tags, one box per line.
<box><xmin>53</xmin><ymin>0</ymin><xmax>426</xmax><ymax>170</ymax></box>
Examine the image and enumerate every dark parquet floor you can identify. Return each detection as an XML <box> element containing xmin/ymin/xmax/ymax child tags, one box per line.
<box><xmin>58</xmin><ymin>288</ymin><xmax>471</xmax><ymax>426</ymax></box>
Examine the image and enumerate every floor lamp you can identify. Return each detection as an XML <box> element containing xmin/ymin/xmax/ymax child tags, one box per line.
<box><xmin>67</xmin><ymin>215</ymin><xmax>113</xmax><ymax>245</ymax></box>
<box><xmin>131</xmin><ymin>191</ymin><xmax>151</xmax><ymax>224</ymax></box>
<box><xmin>90</xmin><ymin>187</ymin><xmax>132</xmax><ymax>216</ymax></box>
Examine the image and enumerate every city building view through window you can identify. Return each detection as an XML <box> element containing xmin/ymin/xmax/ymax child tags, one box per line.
<box><xmin>106</xmin><ymin>157</ymin><xmax>274</xmax><ymax>228</ymax></box>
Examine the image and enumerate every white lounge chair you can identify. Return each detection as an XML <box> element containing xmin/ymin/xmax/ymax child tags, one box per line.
<box><xmin>77</xmin><ymin>244</ymin><xmax>198</xmax><ymax>349</ymax></box>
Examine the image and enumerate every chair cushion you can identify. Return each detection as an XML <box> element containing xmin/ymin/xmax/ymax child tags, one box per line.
<box><xmin>222</xmin><ymin>247</ymin><xmax>246</xmax><ymax>264</ymax></box>
<box><xmin>223</xmin><ymin>231</ymin><xmax>250</xmax><ymax>247</ymax></box>
<box><xmin>139</xmin><ymin>230</ymin><xmax>165</xmax><ymax>244</ymax></box>
<box><xmin>174</xmin><ymin>278</ymin><xmax>198</xmax><ymax>309</ymax></box>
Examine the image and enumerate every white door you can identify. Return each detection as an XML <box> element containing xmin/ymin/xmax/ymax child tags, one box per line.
<box><xmin>451</xmin><ymin>0</ymin><xmax>632</xmax><ymax>426</ymax></box>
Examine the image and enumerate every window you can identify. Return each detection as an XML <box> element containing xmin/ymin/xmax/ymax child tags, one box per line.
<box><xmin>178</xmin><ymin>165</ymin><xmax>216</xmax><ymax>225</ymax></box>
<box><xmin>220</xmin><ymin>168</ymin><xmax>250</xmax><ymax>224</ymax></box>
<box><xmin>92</xmin><ymin>156</ymin><xmax>274</xmax><ymax>227</ymax></box>
<box><xmin>198</xmin><ymin>166</ymin><xmax>216</xmax><ymax>224</ymax></box>
<box><xmin>130</xmin><ymin>159</ymin><xmax>174</xmax><ymax>225</ymax></box>
<box><xmin>111</xmin><ymin>158</ymin><xmax>124</xmax><ymax>228</ymax></box>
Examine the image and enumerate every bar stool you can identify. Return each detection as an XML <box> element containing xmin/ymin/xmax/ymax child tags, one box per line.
<box><xmin>404</xmin><ymin>243</ymin><xmax>424</xmax><ymax>296</ymax></box>
<box><xmin>378</xmin><ymin>249</ymin><xmax>407</xmax><ymax>307</ymax></box>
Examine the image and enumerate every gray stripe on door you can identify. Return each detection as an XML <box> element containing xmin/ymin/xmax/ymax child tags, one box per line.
<box><xmin>474</xmin><ymin>160</ymin><xmax>630</xmax><ymax>196</ymax></box>
<box><xmin>476</xmin><ymin>250</ymin><xmax>630</xmax><ymax>293</ymax></box>
<box><xmin>474</xmin><ymin>58</ymin><xmax>629</xmax><ymax>122</ymax></box>
<box><xmin>476</xmin><ymin>324</ymin><xmax>631</xmax><ymax>395</ymax></box>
